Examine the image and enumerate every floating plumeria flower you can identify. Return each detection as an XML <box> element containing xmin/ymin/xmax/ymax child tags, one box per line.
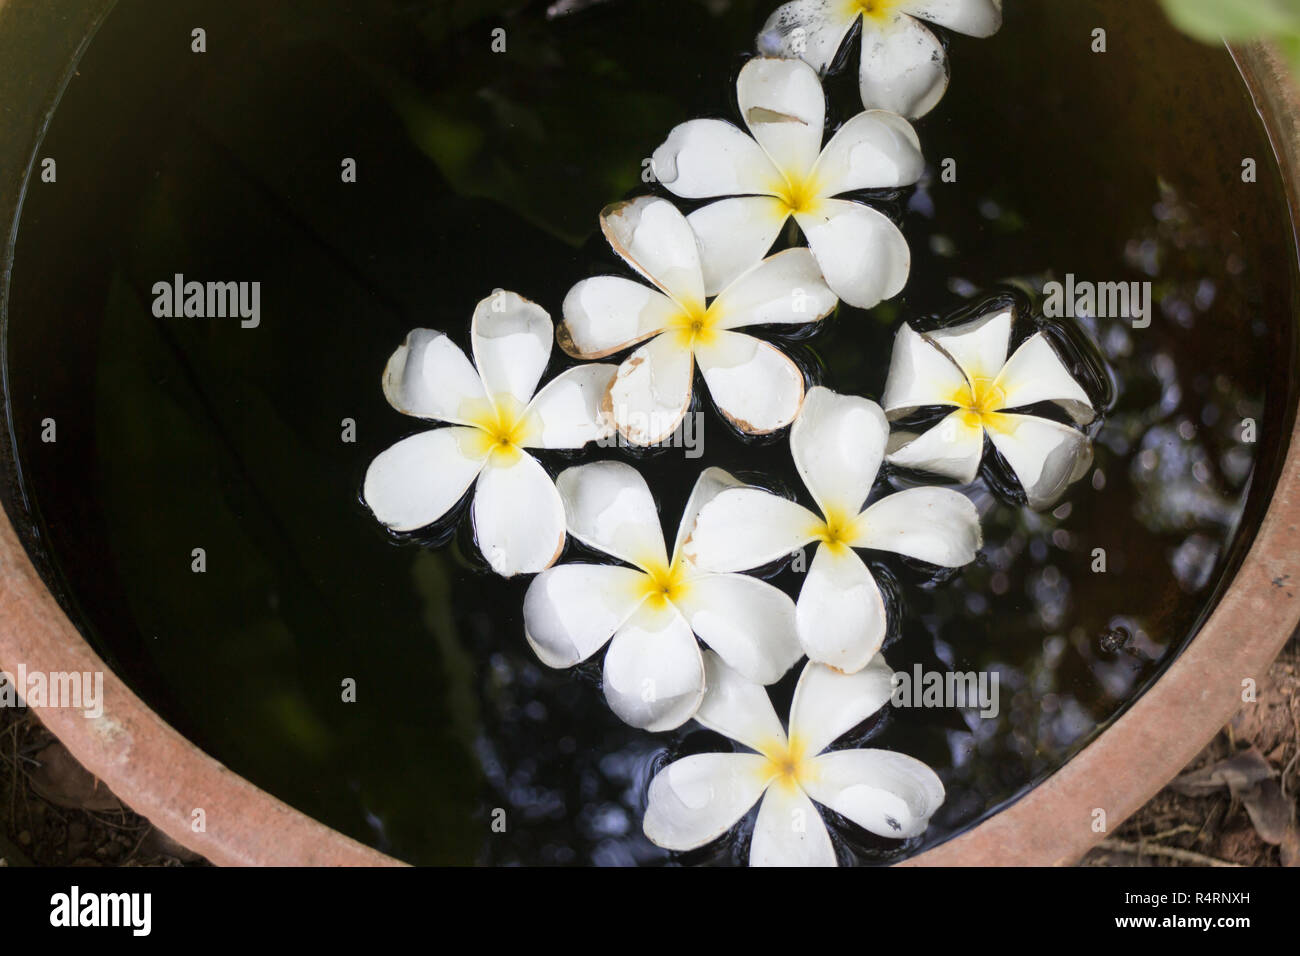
<box><xmin>756</xmin><ymin>0</ymin><xmax>1004</xmax><ymax>119</ymax></box>
<box><xmin>651</xmin><ymin>57</ymin><xmax>922</xmax><ymax>308</ymax></box>
<box><xmin>684</xmin><ymin>386</ymin><xmax>981</xmax><ymax>673</ymax></box>
<box><xmin>561</xmin><ymin>196</ymin><xmax>837</xmax><ymax>445</ymax></box>
<box><xmin>524</xmin><ymin>462</ymin><xmax>804</xmax><ymax>731</ymax></box>
<box><xmin>363</xmin><ymin>291</ymin><xmax>617</xmax><ymax>577</ymax></box>
<box><xmin>881</xmin><ymin>306</ymin><xmax>1097</xmax><ymax>509</ymax></box>
<box><xmin>644</xmin><ymin>651</ymin><xmax>944</xmax><ymax>866</ymax></box>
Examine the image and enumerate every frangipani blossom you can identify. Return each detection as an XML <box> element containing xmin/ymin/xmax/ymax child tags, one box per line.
<box><xmin>756</xmin><ymin>0</ymin><xmax>1004</xmax><ymax>120</ymax></box>
<box><xmin>651</xmin><ymin>56</ymin><xmax>923</xmax><ymax>308</ymax></box>
<box><xmin>644</xmin><ymin>651</ymin><xmax>944</xmax><ymax>866</ymax></box>
<box><xmin>561</xmin><ymin>196</ymin><xmax>838</xmax><ymax>445</ymax></box>
<box><xmin>363</xmin><ymin>291</ymin><xmax>617</xmax><ymax>577</ymax></box>
<box><xmin>524</xmin><ymin>462</ymin><xmax>804</xmax><ymax>731</ymax></box>
<box><xmin>881</xmin><ymin>307</ymin><xmax>1097</xmax><ymax>510</ymax></box>
<box><xmin>685</xmin><ymin>386</ymin><xmax>981</xmax><ymax>673</ymax></box>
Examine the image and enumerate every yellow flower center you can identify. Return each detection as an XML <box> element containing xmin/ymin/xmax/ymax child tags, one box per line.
<box><xmin>759</xmin><ymin>737</ymin><xmax>813</xmax><ymax>792</ymax></box>
<box><xmin>811</xmin><ymin>507</ymin><xmax>861</xmax><ymax>556</ymax></box>
<box><xmin>773</xmin><ymin>172</ymin><xmax>823</xmax><ymax>218</ymax></box>
<box><xmin>464</xmin><ymin>395</ymin><xmax>535</xmax><ymax>465</ymax></box>
<box><xmin>667</xmin><ymin>300</ymin><xmax>722</xmax><ymax>351</ymax></box>
<box><xmin>638</xmin><ymin>559</ymin><xmax>691</xmax><ymax>610</ymax></box>
<box><xmin>850</xmin><ymin>0</ymin><xmax>900</xmax><ymax>21</ymax></box>
<box><xmin>951</xmin><ymin>376</ymin><xmax>1008</xmax><ymax>431</ymax></box>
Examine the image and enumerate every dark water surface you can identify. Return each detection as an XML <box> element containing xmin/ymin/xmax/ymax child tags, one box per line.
<box><xmin>3</xmin><ymin>0</ymin><xmax>1297</xmax><ymax>864</ymax></box>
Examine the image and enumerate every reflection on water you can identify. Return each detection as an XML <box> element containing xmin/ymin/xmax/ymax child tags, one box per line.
<box><xmin>2</xmin><ymin>0</ymin><xmax>1295</xmax><ymax>864</ymax></box>
<box><xmin>898</xmin><ymin>170</ymin><xmax>1277</xmax><ymax>856</ymax></box>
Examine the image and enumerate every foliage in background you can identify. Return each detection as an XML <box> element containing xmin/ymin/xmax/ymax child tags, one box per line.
<box><xmin>1161</xmin><ymin>0</ymin><xmax>1300</xmax><ymax>74</ymax></box>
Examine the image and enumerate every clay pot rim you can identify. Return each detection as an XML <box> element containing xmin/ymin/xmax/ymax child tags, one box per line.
<box><xmin>0</xmin><ymin>15</ymin><xmax>1296</xmax><ymax>866</ymax></box>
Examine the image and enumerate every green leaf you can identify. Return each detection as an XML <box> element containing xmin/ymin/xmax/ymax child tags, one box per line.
<box><xmin>1160</xmin><ymin>0</ymin><xmax>1300</xmax><ymax>41</ymax></box>
<box><xmin>1275</xmin><ymin>31</ymin><xmax>1300</xmax><ymax>73</ymax></box>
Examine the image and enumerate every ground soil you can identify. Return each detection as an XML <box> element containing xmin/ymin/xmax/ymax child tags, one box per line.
<box><xmin>0</xmin><ymin>706</ymin><xmax>207</xmax><ymax>867</ymax></box>
<box><xmin>1081</xmin><ymin>632</ymin><xmax>1300</xmax><ymax>867</ymax></box>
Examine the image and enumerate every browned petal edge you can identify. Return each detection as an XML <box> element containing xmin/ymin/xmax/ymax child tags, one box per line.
<box><xmin>908</xmin><ymin>40</ymin><xmax>1300</xmax><ymax>867</ymax></box>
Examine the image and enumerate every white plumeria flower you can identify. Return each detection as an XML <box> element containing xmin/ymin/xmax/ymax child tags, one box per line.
<box><xmin>684</xmin><ymin>386</ymin><xmax>981</xmax><ymax>673</ymax></box>
<box><xmin>645</xmin><ymin>651</ymin><xmax>944</xmax><ymax>866</ymax></box>
<box><xmin>881</xmin><ymin>306</ymin><xmax>1097</xmax><ymax>510</ymax></box>
<box><xmin>651</xmin><ymin>56</ymin><xmax>923</xmax><ymax>309</ymax></box>
<box><xmin>363</xmin><ymin>291</ymin><xmax>617</xmax><ymax>577</ymax></box>
<box><xmin>524</xmin><ymin>462</ymin><xmax>804</xmax><ymax>731</ymax></box>
<box><xmin>561</xmin><ymin>195</ymin><xmax>837</xmax><ymax>446</ymax></box>
<box><xmin>756</xmin><ymin>0</ymin><xmax>1004</xmax><ymax>120</ymax></box>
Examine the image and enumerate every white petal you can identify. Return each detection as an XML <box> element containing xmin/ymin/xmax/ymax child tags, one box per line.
<box><xmin>521</xmin><ymin>365</ymin><xmax>617</xmax><ymax>449</ymax></box>
<box><xmin>522</xmin><ymin>564</ymin><xmax>648</xmax><ymax>668</ymax></box>
<box><xmin>986</xmin><ymin>413</ymin><xmax>1094</xmax><ymax>510</ymax></box>
<box><xmin>756</xmin><ymin>0</ymin><xmax>861</xmax><ymax>73</ymax></box>
<box><xmin>750</xmin><ymin>785</ymin><xmax>836</xmax><ymax>867</ymax></box>
<box><xmin>607</xmin><ymin>333</ymin><xmax>695</xmax><ymax>446</ymax></box>
<box><xmin>803</xmin><ymin>749</ymin><xmax>945</xmax><ymax>839</ymax></box>
<box><xmin>796</xmin><ymin>199</ymin><xmax>910</xmax><ymax>309</ymax></box>
<box><xmin>858</xmin><ymin>14</ymin><xmax>949</xmax><ymax>119</ymax></box>
<box><xmin>673</xmin><ymin>466</ymin><xmax>746</xmax><ymax>562</ymax></box>
<box><xmin>603</xmin><ymin>603</ymin><xmax>705</xmax><ymax>731</ymax></box>
<box><xmin>696</xmin><ymin>332</ymin><xmax>805</xmax><ymax>435</ymax></box>
<box><xmin>381</xmin><ymin>329</ymin><xmax>488</xmax><ymax>424</ymax></box>
<box><xmin>736</xmin><ymin>57</ymin><xmax>826</xmax><ymax>181</ymax></box>
<box><xmin>926</xmin><ymin>307</ymin><xmax>1012</xmax><ymax>384</ymax></box>
<box><xmin>675</xmin><ymin>574</ymin><xmax>803</xmax><ymax>686</ymax></box>
<box><xmin>472</xmin><ymin>453</ymin><xmax>566</xmax><ymax>577</ymax></box>
<box><xmin>652</xmin><ymin>119</ymin><xmax>781</xmax><ymax>199</ymax></box>
<box><xmin>601</xmin><ymin>196</ymin><xmax>706</xmax><ymax>311</ymax></box>
<box><xmin>363</xmin><ymin>428</ymin><xmax>487</xmax><ymax>532</ymax></box>
<box><xmin>710</xmin><ymin>247</ymin><xmax>839</xmax><ymax>330</ymax></box>
<box><xmin>885</xmin><ymin>410</ymin><xmax>985</xmax><ymax>482</ymax></box>
<box><xmin>471</xmin><ymin>291</ymin><xmax>553</xmax><ymax>407</ymax></box>
<box><xmin>789</xmin><ymin>656</ymin><xmax>896</xmax><ymax>756</ymax></box>
<box><xmin>791</xmin><ymin>386</ymin><xmax>888</xmax><ymax>518</ymax></box>
<box><xmin>813</xmin><ymin>110</ymin><xmax>925</xmax><ymax>194</ymax></box>
<box><xmin>688</xmin><ymin>197</ymin><xmax>789</xmax><ymax>297</ymax></box>
<box><xmin>683</xmin><ymin>487</ymin><xmax>820</xmax><ymax>572</ymax></box>
<box><xmin>855</xmin><ymin>486</ymin><xmax>982</xmax><ymax>566</ymax></box>
<box><xmin>643</xmin><ymin>753</ymin><xmax>771</xmax><ymax>852</ymax></box>
<box><xmin>994</xmin><ymin>332</ymin><xmax>1096</xmax><ymax>423</ymax></box>
<box><xmin>881</xmin><ymin>321</ymin><xmax>968</xmax><ymax>415</ymax></box>
<box><xmin>694</xmin><ymin>650</ymin><xmax>788</xmax><ymax>753</ymax></box>
<box><xmin>901</xmin><ymin>0</ymin><xmax>1003</xmax><ymax>37</ymax></box>
<box><xmin>560</xmin><ymin>277</ymin><xmax>680</xmax><ymax>359</ymax></box>
<box><xmin>796</xmin><ymin>545</ymin><xmax>887</xmax><ymax>674</ymax></box>
<box><xmin>556</xmin><ymin>460</ymin><xmax>668</xmax><ymax>570</ymax></box>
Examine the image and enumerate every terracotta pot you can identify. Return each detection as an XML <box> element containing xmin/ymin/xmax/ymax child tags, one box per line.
<box><xmin>0</xmin><ymin>0</ymin><xmax>1296</xmax><ymax>867</ymax></box>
